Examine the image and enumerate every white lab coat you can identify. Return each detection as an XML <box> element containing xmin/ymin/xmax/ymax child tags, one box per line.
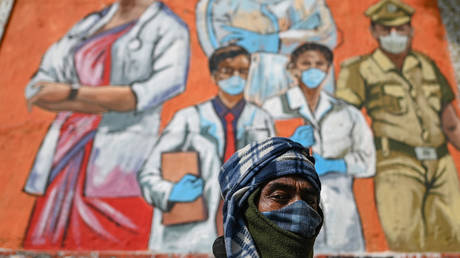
<box><xmin>139</xmin><ymin>99</ymin><xmax>275</xmax><ymax>253</ymax></box>
<box><xmin>196</xmin><ymin>0</ymin><xmax>337</xmax><ymax>103</ymax></box>
<box><xmin>24</xmin><ymin>2</ymin><xmax>190</xmax><ymax>197</ymax></box>
<box><xmin>263</xmin><ymin>87</ymin><xmax>376</xmax><ymax>253</ymax></box>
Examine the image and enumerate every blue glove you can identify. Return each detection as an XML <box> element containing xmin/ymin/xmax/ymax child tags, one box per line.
<box><xmin>290</xmin><ymin>125</ymin><xmax>315</xmax><ymax>148</ymax></box>
<box><xmin>290</xmin><ymin>12</ymin><xmax>321</xmax><ymax>30</ymax></box>
<box><xmin>313</xmin><ymin>153</ymin><xmax>347</xmax><ymax>176</ymax></box>
<box><xmin>221</xmin><ymin>25</ymin><xmax>280</xmax><ymax>53</ymax></box>
<box><xmin>169</xmin><ymin>174</ymin><xmax>204</xmax><ymax>203</ymax></box>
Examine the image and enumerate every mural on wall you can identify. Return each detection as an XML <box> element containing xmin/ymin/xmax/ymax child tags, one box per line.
<box><xmin>336</xmin><ymin>0</ymin><xmax>460</xmax><ymax>252</ymax></box>
<box><xmin>196</xmin><ymin>0</ymin><xmax>338</xmax><ymax>105</ymax></box>
<box><xmin>0</xmin><ymin>0</ymin><xmax>457</xmax><ymax>255</ymax></box>
<box><xmin>22</xmin><ymin>0</ymin><xmax>190</xmax><ymax>250</ymax></box>
<box><xmin>139</xmin><ymin>44</ymin><xmax>276</xmax><ymax>253</ymax></box>
<box><xmin>0</xmin><ymin>0</ymin><xmax>14</xmax><ymax>44</ymax></box>
<box><xmin>438</xmin><ymin>0</ymin><xmax>460</xmax><ymax>94</ymax></box>
<box><xmin>263</xmin><ymin>42</ymin><xmax>375</xmax><ymax>253</ymax></box>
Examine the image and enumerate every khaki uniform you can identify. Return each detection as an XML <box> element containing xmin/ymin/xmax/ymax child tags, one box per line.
<box><xmin>336</xmin><ymin>48</ymin><xmax>460</xmax><ymax>251</ymax></box>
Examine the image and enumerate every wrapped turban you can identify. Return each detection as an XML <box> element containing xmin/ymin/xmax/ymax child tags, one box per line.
<box><xmin>218</xmin><ymin>137</ymin><xmax>320</xmax><ymax>258</ymax></box>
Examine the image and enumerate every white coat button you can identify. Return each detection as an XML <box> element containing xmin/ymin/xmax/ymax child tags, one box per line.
<box><xmin>128</xmin><ymin>39</ymin><xmax>141</xmax><ymax>50</ymax></box>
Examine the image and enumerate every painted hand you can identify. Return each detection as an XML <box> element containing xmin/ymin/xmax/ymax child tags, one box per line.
<box><xmin>168</xmin><ymin>174</ymin><xmax>204</xmax><ymax>203</ymax></box>
<box><xmin>290</xmin><ymin>12</ymin><xmax>321</xmax><ymax>30</ymax></box>
<box><xmin>313</xmin><ymin>153</ymin><xmax>347</xmax><ymax>176</ymax></box>
<box><xmin>290</xmin><ymin>125</ymin><xmax>315</xmax><ymax>148</ymax></box>
<box><xmin>221</xmin><ymin>25</ymin><xmax>279</xmax><ymax>53</ymax></box>
<box><xmin>27</xmin><ymin>82</ymin><xmax>71</xmax><ymax>111</ymax></box>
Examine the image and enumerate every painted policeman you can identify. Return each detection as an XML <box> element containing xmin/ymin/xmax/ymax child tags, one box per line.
<box><xmin>263</xmin><ymin>42</ymin><xmax>375</xmax><ymax>253</ymax></box>
<box><xmin>336</xmin><ymin>0</ymin><xmax>460</xmax><ymax>251</ymax></box>
<box><xmin>139</xmin><ymin>45</ymin><xmax>276</xmax><ymax>253</ymax></box>
<box><xmin>196</xmin><ymin>0</ymin><xmax>337</xmax><ymax>104</ymax></box>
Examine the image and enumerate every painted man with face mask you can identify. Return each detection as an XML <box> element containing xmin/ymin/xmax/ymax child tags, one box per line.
<box><xmin>139</xmin><ymin>45</ymin><xmax>275</xmax><ymax>253</ymax></box>
<box><xmin>336</xmin><ymin>0</ymin><xmax>460</xmax><ymax>252</ymax></box>
<box><xmin>262</xmin><ymin>43</ymin><xmax>375</xmax><ymax>253</ymax></box>
<box><xmin>196</xmin><ymin>0</ymin><xmax>337</xmax><ymax>105</ymax></box>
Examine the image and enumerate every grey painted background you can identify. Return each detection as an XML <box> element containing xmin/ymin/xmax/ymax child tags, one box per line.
<box><xmin>0</xmin><ymin>0</ymin><xmax>14</xmax><ymax>43</ymax></box>
<box><xmin>439</xmin><ymin>0</ymin><xmax>460</xmax><ymax>91</ymax></box>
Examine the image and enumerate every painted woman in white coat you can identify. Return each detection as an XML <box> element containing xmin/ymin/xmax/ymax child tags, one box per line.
<box><xmin>23</xmin><ymin>0</ymin><xmax>190</xmax><ymax>250</ymax></box>
<box><xmin>263</xmin><ymin>42</ymin><xmax>376</xmax><ymax>253</ymax></box>
<box><xmin>139</xmin><ymin>45</ymin><xmax>275</xmax><ymax>253</ymax></box>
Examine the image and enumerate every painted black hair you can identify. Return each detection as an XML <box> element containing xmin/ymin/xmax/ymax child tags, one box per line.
<box><xmin>208</xmin><ymin>44</ymin><xmax>250</xmax><ymax>74</ymax></box>
<box><xmin>290</xmin><ymin>42</ymin><xmax>333</xmax><ymax>66</ymax></box>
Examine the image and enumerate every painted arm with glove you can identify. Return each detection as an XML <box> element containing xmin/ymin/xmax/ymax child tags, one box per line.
<box><xmin>290</xmin><ymin>124</ymin><xmax>315</xmax><ymax>148</ymax></box>
<box><xmin>290</xmin><ymin>125</ymin><xmax>348</xmax><ymax>176</ymax></box>
<box><xmin>169</xmin><ymin>174</ymin><xmax>204</xmax><ymax>203</ymax></box>
<box><xmin>139</xmin><ymin>107</ymin><xmax>205</xmax><ymax>211</ymax></box>
<box><xmin>218</xmin><ymin>0</ymin><xmax>337</xmax><ymax>54</ymax></box>
<box><xmin>289</xmin><ymin>124</ymin><xmax>347</xmax><ymax>177</ymax></box>
<box><xmin>313</xmin><ymin>106</ymin><xmax>376</xmax><ymax>177</ymax></box>
<box><xmin>312</xmin><ymin>153</ymin><xmax>347</xmax><ymax>176</ymax></box>
<box><xmin>220</xmin><ymin>25</ymin><xmax>280</xmax><ymax>53</ymax></box>
<box><xmin>277</xmin><ymin>0</ymin><xmax>337</xmax><ymax>50</ymax></box>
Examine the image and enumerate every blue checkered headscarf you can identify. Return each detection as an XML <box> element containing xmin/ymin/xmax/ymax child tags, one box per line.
<box><xmin>218</xmin><ymin>137</ymin><xmax>320</xmax><ymax>258</ymax></box>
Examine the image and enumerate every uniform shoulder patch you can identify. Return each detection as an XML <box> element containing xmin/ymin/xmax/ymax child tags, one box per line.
<box><xmin>411</xmin><ymin>51</ymin><xmax>434</xmax><ymax>64</ymax></box>
<box><xmin>340</xmin><ymin>55</ymin><xmax>366</xmax><ymax>68</ymax></box>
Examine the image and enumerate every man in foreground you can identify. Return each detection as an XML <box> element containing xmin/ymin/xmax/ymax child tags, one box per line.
<box><xmin>213</xmin><ymin>137</ymin><xmax>323</xmax><ymax>258</ymax></box>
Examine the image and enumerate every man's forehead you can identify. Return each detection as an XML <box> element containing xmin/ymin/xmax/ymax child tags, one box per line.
<box><xmin>218</xmin><ymin>55</ymin><xmax>250</xmax><ymax>67</ymax></box>
<box><xmin>296</xmin><ymin>50</ymin><xmax>327</xmax><ymax>62</ymax></box>
<box><xmin>266</xmin><ymin>176</ymin><xmax>314</xmax><ymax>190</ymax></box>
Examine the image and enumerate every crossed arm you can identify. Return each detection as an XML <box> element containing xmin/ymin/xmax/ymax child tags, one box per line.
<box><xmin>27</xmin><ymin>82</ymin><xmax>136</xmax><ymax>114</ymax></box>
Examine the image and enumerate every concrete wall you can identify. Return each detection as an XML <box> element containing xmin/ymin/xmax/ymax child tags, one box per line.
<box><xmin>439</xmin><ymin>0</ymin><xmax>460</xmax><ymax>90</ymax></box>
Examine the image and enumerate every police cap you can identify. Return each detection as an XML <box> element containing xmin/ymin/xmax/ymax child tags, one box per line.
<box><xmin>365</xmin><ymin>0</ymin><xmax>415</xmax><ymax>26</ymax></box>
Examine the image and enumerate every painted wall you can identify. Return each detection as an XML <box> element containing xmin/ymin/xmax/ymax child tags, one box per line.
<box><xmin>0</xmin><ymin>0</ymin><xmax>459</xmax><ymax>255</ymax></box>
<box><xmin>0</xmin><ymin>0</ymin><xmax>14</xmax><ymax>43</ymax></box>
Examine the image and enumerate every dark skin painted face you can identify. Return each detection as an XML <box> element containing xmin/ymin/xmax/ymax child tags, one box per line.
<box><xmin>294</xmin><ymin>50</ymin><xmax>330</xmax><ymax>74</ymax></box>
<box><xmin>288</xmin><ymin>50</ymin><xmax>331</xmax><ymax>111</ymax></box>
<box><xmin>212</xmin><ymin>54</ymin><xmax>250</xmax><ymax>82</ymax></box>
<box><xmin>257</xmin><ymin>175</ymin><xmax>319</xmax><ymax>212</ymax></box>
<box><xmin>290</xmin><ymin>50</ymin><xmax>331</xmax><ymax>89</ymax></box>
<box><xmin>212</xmin><ymin>54</ymin><xmax>250</xmax><ymax>108</ymax></box>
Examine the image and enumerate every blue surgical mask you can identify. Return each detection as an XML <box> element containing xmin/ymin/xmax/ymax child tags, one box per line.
<box><xmin>301</xmin><ymin>68</ymin><xmax>327</xmax><ymax>89</ymax></box>
<box><xmin>217</xmin><ymin>75</ymin><xmax>246</xmax><ymax>95</ymax></box>
<box><xmin>261</xmin><ymin>200</ymin><xmax>322</xmax><ymax>238</ymax></box>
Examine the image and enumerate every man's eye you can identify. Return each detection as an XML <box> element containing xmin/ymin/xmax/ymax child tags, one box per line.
<box><xmin>270</xmin><ymin>193</ymin><xmax>290</xmax><ymax>202</ymax></box>
<box><xmin>239</xmin><ymin>69</ymin><xmax>249</xmax><ymax>75</ymax></box>
<box><xmin>396</xmin><ymin>25</ymin><xmax>407</xmax><ymax>31</ymax></box>
<box><xmin>220</xmin><ymin>68</ymin><xmax>232</xmax><ymax>74</ymax></box>
<box><xmin>305</xmin><ymin>198</ymin><xmax>317</xmax><ymax>207</ymax></box>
